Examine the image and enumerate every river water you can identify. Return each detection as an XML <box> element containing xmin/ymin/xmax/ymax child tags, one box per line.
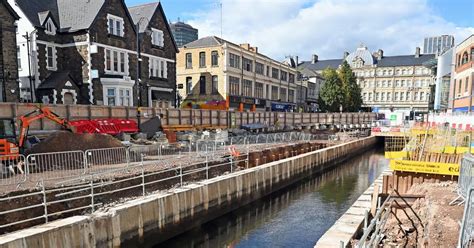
<box><xmin>155</xmin><ymin>148</ymin><xmax>389</xmax><ymax>248</ymax></box>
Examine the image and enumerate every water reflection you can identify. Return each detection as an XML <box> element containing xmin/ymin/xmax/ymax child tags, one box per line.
<box><xmin>156</xmin><ymin>149</ymin><xmax>388</xmax><ymax>248</ymax></box>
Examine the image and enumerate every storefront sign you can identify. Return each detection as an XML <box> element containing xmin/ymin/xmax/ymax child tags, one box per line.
<box><xmin>389</xmin><ymin>159</ymin><xmax>459</xmax><ymax>176</ymax></box>
<box><xmin>271</xmin><ymin>103</ymin><xmax>293</xmax><ymax>111</ymax></box>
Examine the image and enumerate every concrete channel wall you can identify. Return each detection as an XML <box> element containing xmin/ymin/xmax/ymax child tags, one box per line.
<box><xmin>0</xmin><ymin>137</ymin><xmax>378</xmax><ymax>248</ymax></box>
<box><xmin>0</xmin><ymin>102</ymin><xmax>376</xmax><ymax>131</ymax></box>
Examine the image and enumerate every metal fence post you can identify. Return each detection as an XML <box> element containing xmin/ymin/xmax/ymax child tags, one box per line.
<box><xmin>180</xmin><ymin>164</ymin><xmax>183</xmax><ymax>187</ymax></box>
<box><xmin>90</xmin><ymin>175</ymin><xmax>95</xmax><ymax>212</ymax></box>
<box><xmin>41</xmin><ymin>180</ymin><xmax>48</xmax><ymax>223</ymax></box>
<box><xmin>141</xmin><ymin>155</ymin><xmax>145</xmax><ymax>196</ymax></box>
<box><xmin>206</xmin><ymin>156</ymin><xmax>209</xmax><ymax>180</ymax></box>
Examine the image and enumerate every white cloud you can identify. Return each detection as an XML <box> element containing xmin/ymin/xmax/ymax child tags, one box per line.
<box><xmin>188</xmin><ymin>0</ymin><xmax>474</xmax><ymax>61</ymax></box>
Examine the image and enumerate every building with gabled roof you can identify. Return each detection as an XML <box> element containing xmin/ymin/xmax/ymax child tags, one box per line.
<box><xmin>299</xmin><ymin>45</ymin><xmax>436</xmax><ymax>113</ymax></box>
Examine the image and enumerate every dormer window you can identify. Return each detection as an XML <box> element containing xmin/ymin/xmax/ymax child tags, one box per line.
<box><xmin>151</xmin><ymin>28</ymin><xmax>164</xmax><ymax>47</ymax></box>
<box><xmin>107</xmin><ymin>14</ymin><xmax>124</xmax><ymax>37</ymax></box>
<box><xmin>45</xmin><ymin>19</ymin><xmax>56</xmax><ymax>35</ymax></box>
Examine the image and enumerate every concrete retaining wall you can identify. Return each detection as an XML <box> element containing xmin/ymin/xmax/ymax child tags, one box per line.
<box><xmin>0</xmin><ymin>137</ymin><xmax>378</xmax><ymax>248</ymax></box>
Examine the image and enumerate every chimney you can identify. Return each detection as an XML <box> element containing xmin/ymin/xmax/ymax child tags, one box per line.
<box><xmin>343</xmin><ymin>51</ymin><xmax>349</xmax><ymax>59</ymax></box>
<box><xmin>311</xmin><ymin>54</ymin><xmax>318</xmax><ymax>64</ymax></box>
<box><xmin>415</xmin><ymin>47</ymin><xmax>420</xmax><ymax>58</ymax></box>
<box><xmin>377</xmin><ymin>49</ymin><xmax>383</xmax><ymax>60</ymax></box>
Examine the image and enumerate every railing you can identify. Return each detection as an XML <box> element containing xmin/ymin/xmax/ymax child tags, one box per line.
<box><xmin>452</xmin><ymin>155</ymin><xmax>474</xmax><ymax>205</ymax></box>
<box><xmin>458</xmin><ymin>188</ymin><xmax>474</xmax><ymax>248</ymax></box>
<box><xmin>0</xmin><ymin>156</ymin><xmax>248</xmax><ymax>233</ymax></box>
<box><xmin>0</xmin><ymin>155</ymin><xmax>26</xmax><ymax>187</ymax></box>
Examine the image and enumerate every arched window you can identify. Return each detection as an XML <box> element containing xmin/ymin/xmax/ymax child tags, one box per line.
<box><xmin>462</xmin><ymin>52</ymin><xmax>469</xmax><ymax>64</ymax></box>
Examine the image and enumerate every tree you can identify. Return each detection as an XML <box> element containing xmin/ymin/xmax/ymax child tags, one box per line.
<box><xmin>319</xmin><ymin>68</ymin><xmax>343</xmax><ymax>112</ymax></box>
<box><xmin>318</xmin><ymin>62</ymin><xmax>362</xmax><ymax>112</ymax></box>
<box><xmin>339</xmin><ymin>61</ymin><xmax>362</xmax><ymax>112</ymax></box>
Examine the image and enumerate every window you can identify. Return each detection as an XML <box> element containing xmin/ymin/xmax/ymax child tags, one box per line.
<box><xmin>150</xmin><ymin>59</ymin><xmax>159</xmax><ymax>77</ymax></box>
<box><xmin>199</xmin><ymin>52</ymin><xmax>206</xmax><ymax>68</ymax></box>
<box><xmin>211</xmin><ymin>51</ymin><xmax>218</xmax><ymax>66</ymax></box>
<box><xmin>255</xmin><ymin>62</ymin><xmax>264</xmax><ymax>75</ymax></box>
<box><xmin>375</xmin><ymin>92</ymin><xmax>379</xmax><ymax>101</ymax></box>
<box><xmin>280</xmin><ymin>88</ymin><xmax>287</xmax><ymax>101</ymax></box>
<box><xmin>243</xmin><ymin>79</ymin><xmax>252</xmax><ymax>97</ymax></box>
<box><xmin>363</xmin><ymin>92</ymin><xmax>367</xmax><ymax>101</ymax></box>
<box><xmin>387</xmin><ymin>80</ymin><xmax>392</xmax><ymax>87</ymax></box>
<box><xmin>186</xmin><ymin>53</ymin><xmax>192</xmax><ymax>69</ymax></box>
<box><xmin>420</xmin><ymin>92</ymin><xmax>425</xmax><ymax>101</ymax></box>
<box><xmin>289</xmin><ymin>74</ymin><xmax>295</xmax><ymax>84</ymax></box>
<box><xmin>461</xmin><ymin>52</ymin><xmax>469</xmax><ymax>64</ymax></box>
<box><xmin>118</xmin><ymin>89</ymin><xmax>131</xmax><ymax>106</ymax></box>
<box><xmin>105</xmin><ymin>87</ymin><xmax>132</xmax><ymax>106</ymax></box>
<box><xmin>105</xmin><ymin>49</ymin><xmax>127</xmax><ymax>74</ymax></box>
<box><xmin>243</xmin><ymin>57</ymin><xmax>253</xmax><ymax>72</ymax></box>
<box><xmin>272</xmin><ymin>68</ymin><xmax>279</xmax><ymax>79</ymax></box>
<box><xmin>229</xmin><ymin>53</ymin><xmax>240</xmax><ymax>68</ymax></box>
<box><xmin>396</xmin><ymin>80</ymin><xmax>400</xmax><ymax>87</ymax></box>
<box><xmin>45</xmin><ymin>19</ymin><xmax>56</xmax><ymax>35</ymax></box>
<box><xmin>288</xmin><ymin>89</ymin><xmax>294</xmax><ymax>102</ymax></box>
<box><xmin>458</xmin><ymin>79</ymin><xmax>462</xmax><ymax>95</ymax></box>
<box><xmin>407</xmin><ymin>92</ymin><xmax>411</xmax><ymax>101</ymax></box>
<box><xmin>387</xmin><ymin>92</ymin><xmax>391</xmax><ymax>101</ymax></box>
<box><xmin>395</xmin><ymin>92</ymin><xmax>399</xmax><ymax>100</ymax></box>
<box><xmin>400</xmin><ymin>92</ymin><xmax>405</xmax><ymax>101</ymax></box>
<box><xmin>160</xmin><ymin>61</ymin><xmax>166</xmax><ymax>78</ymax></box>
<box><xmin>151</xmin><ymin>28</ymin><xmax>164</xmax><ymax>47</ymax></box>
<box><xmin>281</xmin><ymin>71</ymin><xmax>287</xmax><ymax>82</ymax></box>
<box><xmin>369</xmin><ymin>92</ymin><xmax>373</xmax><ymax>101</ymax></box>
<box><xmin>255</xmin><ymin>82</ymin><xmax>263</xmax><ymax>98</ymax></box>
<box><xmin>46</xmin><ymin>45</ymin><xmax>56</xmax><ymax>70</ymax></box>
<box><xmin>466</xmin><ymin>76</ymin><xmax>469</xmax><ymax>93</ymax></box>
<box><xmin>106</xmin><ymin>88</ymin><xmax>116</xmax><ymax>106</ymax></box>
<box><xmin>272</xmin><ymin>86</ymin><xmax>279</xmax><ymax>100</ymax></box>
<box><xmin>229</xmin><ymin>76</ymin><xmax>240</xmax><ymax>95</ymax></box>
<box><xmin>266</xmin><ymin>66</ymin><xmax>270</xmax><ymax>76</ymax></box>
<box><xmin>212</xmin><ymin>75</ymin><xmax>218</xmax><ymax>94</ymax></box>
<box><xmin>199</xmin><ymin>76</ymin><xmax>206</xmax><ymax>94</ymax></box>
<box><xmin>381</xmin><ymin>92</ymin><xmax>385</xmax><ymax>101</ymax></box>
<box><xmin>186</xmin><ymin>77</ymin><xmax>192</xmax><ymax>95</ymax></box>
<box><xmin>17</xmin><ymin>46</ymin><xmax>21</xmax><ymax>70</ymax></box>
<box><xmin>107</xmin><ymin>14</ymin><xmax>124</xmax><ymax>37</ymax></box>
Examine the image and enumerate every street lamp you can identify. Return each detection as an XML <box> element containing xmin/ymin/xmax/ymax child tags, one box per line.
<box><xmin>135</xmin><ymin>17</ymin><xmax>152</xmax><ymax>131</ymax></box>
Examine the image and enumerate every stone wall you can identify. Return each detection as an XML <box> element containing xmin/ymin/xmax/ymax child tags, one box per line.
<box><xmin>0</xmin><ymin>3</ymin><xmax>19</xmax><ymax>102</ymax></box>
<box><xmin>0</xmin><ymin>137</ymin><xmax>377</xmax><ymax>248</ymax></box>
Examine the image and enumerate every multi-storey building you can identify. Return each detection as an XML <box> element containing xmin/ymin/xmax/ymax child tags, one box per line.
<box><xmin>129</xmin><ymin>2</ymin><xmax>178</xmax><ymax>108</ymax></box>
<box><xmin>169</xmin><ymin>21</ymin><xmax>198</xmax><ymax>47</ymax></box>
<box><xmin>11</xmin><ymin>0</ymin><xmax>176</xmax><ymax>107</ymax></box>
<box><xmin>298</xmin><ymin>65</ymin><xmax>324</xmax><ymax>112</ymax></box>
<box><xmin>449</xmin><ymin>35</ymin><xmax>474</xmax><ymax>112</ymax></box>
<box><xmin>299</xmin><ymin>45</ymin><xmax>436</xmax><ymax>113</ymax></box>
<box><xmin>423</xmin><ymin>35</ymin><xmax>454</xmax><ymax>55</ymax></box>
<box><xmin>0</xmin><ymin>0</ymin><xmax>19</xmax><ymax>102</ymax></box>
<box><xmin>176</xmin><ymin>36</ymin><xmax>297</xmax><ymax>111</ymax></box>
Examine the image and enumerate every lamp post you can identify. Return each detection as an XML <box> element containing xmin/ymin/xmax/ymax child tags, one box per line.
<box><xmin>23</xmin><ymin>32</ymin><xmax>34</xmax><ymax>102</ymax></box>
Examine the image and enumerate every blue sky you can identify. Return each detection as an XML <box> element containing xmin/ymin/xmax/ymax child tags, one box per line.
<box><xmin>126</xmin><ymin>0</ymin><xmax>473</xmax><ymax>27</ymax></box>
<box><xmin>125</xmin><ymin>0</ymin><xmax>473</xmax><ymax>59</ymax></box>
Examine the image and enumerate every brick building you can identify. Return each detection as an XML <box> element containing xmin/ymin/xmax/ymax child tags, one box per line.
<box><xmin>12</xmin><ymin>0</ymin><xmax>176</xmax><ymax>106</ymax></box>
<box><xmin>449</xmin><ymin>35</ymin><xmax>474</xmax><ymax>112</ymax></box>
<box><xmin>0</xmin><ymin>0</ymin><xmax>19</xmax><ymax>102</ymax></box>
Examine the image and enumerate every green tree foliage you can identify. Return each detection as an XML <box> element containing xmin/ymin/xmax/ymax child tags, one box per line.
<box><xmin>319</xmin><ymin>61</ymin><xmax>362</xmax><ymax>112</ymax></box>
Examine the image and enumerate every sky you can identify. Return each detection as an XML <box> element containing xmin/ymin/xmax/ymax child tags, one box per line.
<box><xmin>126</xmin><ymin>0</ymin><xmax>474</xmax><ymax>60</ymax></box>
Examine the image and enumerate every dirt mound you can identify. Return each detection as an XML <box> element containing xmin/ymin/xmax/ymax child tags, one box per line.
<box><xmin>27</xmin><ymin>131</ymin><xmax>124</xmax><ymax>154</ymax></box>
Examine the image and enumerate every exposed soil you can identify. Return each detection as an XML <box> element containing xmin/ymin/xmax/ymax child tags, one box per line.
<box><xmin>26</xmin><ymin>131</ymin><xmax>124</xmax><ymax>154</ymax></box>
<box><xmin>382</xmin><ymin>181</ymin><xmax>464</xmax><ymax>247</ymax></box>
<box><xmin>0</xmin><ymin>140</ymin><xmax>328</xmax><ymax>235</ymax></box>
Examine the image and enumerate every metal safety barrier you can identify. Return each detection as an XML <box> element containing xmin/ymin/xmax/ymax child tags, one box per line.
<box><xmin>451</xmin><ymin>155</ymin><xmax>474</xmax><ymax>206</ymax></box>
<box><xmin>85</xmin><ymin>147</ymin><xmax>130</xmax><ymax>175</ymax></box>
<box><xmin>458</xmin><ymin>188</ymin><xmax>474</xmax><ymax>248</ymax></box>
<box><xmin>26</xmin><ymin>151</ymin><xmax>85</xmax><ymax>181</ymax></box>
<box><xmin>0</xmin><ymin>155</ymin><xmax>26</xmax><ymax>186</ymax></box>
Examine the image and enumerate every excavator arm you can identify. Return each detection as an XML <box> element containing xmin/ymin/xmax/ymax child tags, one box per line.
<box><xmin>18</xmin><ymin>106</ymin><xmax>72</xmax><ymax>148</ymax></box>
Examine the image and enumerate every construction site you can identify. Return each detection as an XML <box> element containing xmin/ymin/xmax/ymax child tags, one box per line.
<box><xmin>0</xmin><ymin>104</ymin><xmax>472</xmax><ymax>248</ymax></box>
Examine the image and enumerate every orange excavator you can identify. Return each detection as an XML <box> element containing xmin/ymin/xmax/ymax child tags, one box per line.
<box><xmin>0</xmin><ymin>106</ymin><xmax>71</xmax><ymax>159</ymax></box>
